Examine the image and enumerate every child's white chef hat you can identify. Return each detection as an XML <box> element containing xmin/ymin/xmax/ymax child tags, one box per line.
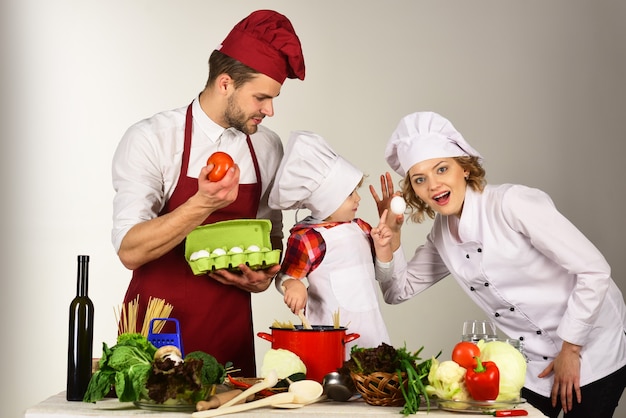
<box><xmin>385</xmin><ymin>111</ymin><xmax>483</xmax><ymax>177</ymax></box>
<box><xmin>269</xmin><ymin>130</ymin><xmax>363</xmax><ymax>220</ymax></box>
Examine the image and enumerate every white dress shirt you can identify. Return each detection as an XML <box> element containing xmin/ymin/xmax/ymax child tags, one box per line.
<box><xmin>111</xmin><ymin>98</ymin><xmax>283</xmax><ymax>252</ymax></box>
<box><xmin>376</xmin><ymin>184</ymin><xmax>626</xmax><ymax>396</ymax></box>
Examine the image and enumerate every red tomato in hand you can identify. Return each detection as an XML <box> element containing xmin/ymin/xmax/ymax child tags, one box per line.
<box><xmin>206</xmin><ymin>152</ymin><xmax>234</xmax><ymax>182</ymax></box>
<box><xmin>451</xmin><ymin>341</ymin><xmax>481</xmax><ymax>369</ymax></box>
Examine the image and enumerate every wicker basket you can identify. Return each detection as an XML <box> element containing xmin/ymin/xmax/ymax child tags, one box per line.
<box><xmin>350</xmin><ymin>371</ymin><xmax>407</xmax><ymax>407</ymax></box>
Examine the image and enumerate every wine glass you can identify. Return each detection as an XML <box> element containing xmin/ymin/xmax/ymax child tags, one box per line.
<box><xmin>461</xmin><ymin>320</ymin><xmax>497</xmax><ymax>343</ymax></box>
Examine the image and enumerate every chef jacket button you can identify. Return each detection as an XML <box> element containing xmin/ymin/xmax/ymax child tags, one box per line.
<box><xmin>484</xmin><ymin>282</ymin><xmax>489</xmax><ymax>287</ymax></box>
<box><xmin>466</xmin><ymin>254</ymin><xmax>470</xmax><ymax>259</ymax></box>
<box><xmin>536</xmin><ymin>330</ymin><xmax>542</xmax><ymax>335</ymax></box>
<box><xmin>519</xmin><ymin>336</ymin><xmax>524</xmax><ymax>341</ymax></box>
<box><xmin>494</xmin><ymin>312</ymin><xmax>500</xmax><ymax>317</ymax></box>
<box><xmin>509</xmin><ymin>307</ymin><xmax>515</xmax><ymax>311</ymax></box>
<box><xmin>477</xmin><ymin>248</ymin><xmax>482</xmax><ymax>253</ymax></box>
<box><xmin>543</xmin><ymin>356</ymin><xmax>548</xmax><ymax>360</ymax></box>
<box><xmin>470</xmin><ymin>286</ymin><xmax>475</xmax><ymax>291</ymax></box>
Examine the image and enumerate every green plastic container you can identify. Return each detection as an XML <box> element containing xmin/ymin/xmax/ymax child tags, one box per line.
<box><xmin>185</xmin><ymin>219</ymin><xmax>281</xmax><ymax>274</ymax></box>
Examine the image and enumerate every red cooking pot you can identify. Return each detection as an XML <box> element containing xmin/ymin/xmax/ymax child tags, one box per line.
<box><xmin>257</xmin><ymin>326</ymin><xmax>359</xmax><ymax>383</ymax></box>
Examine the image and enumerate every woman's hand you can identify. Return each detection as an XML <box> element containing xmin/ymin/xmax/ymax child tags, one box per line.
<box><xmin>369</xmin><ymin>172</ymin><xmax>404</xmax><ymax>231</ymax></box>
<box><xmin>369</xmin><ymin>172</ymin><xmax>395</xmax><ymax>216</ymax></box>
<box><xmin>538</xmin><ymin>341</ymin><xmax>582</xmax><ymax>414</ymax></box>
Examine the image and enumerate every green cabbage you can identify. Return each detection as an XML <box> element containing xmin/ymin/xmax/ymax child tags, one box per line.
<box><xmin>477</xmin><ymin>340</ymin><xmax>527</xmax><ymax>401</ymax></box>
<box><xmin>260</xmin><ymin>349</ymin><xmax>306</xmax><ymax>379</ymax></box>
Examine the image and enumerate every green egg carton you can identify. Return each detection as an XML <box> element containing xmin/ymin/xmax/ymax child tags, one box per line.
<box><xmin>185</xmin><ymin>219</ymin><xmax>281</xmax><ymax>275</ymax></box>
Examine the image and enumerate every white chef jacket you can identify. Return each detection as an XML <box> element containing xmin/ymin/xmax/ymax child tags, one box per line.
<box><xmin>111</xmin><ymin>98</ymin><xmax>283</xmax><ymax>252</ymax></box>
<box><xmin>376</xmin><ymin>183</ymin><xmax>626</xmax><ymax>396</ymax></box>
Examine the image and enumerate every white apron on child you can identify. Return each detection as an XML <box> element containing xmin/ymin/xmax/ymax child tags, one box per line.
<box><xmin>306</xmin><ymin>222</ymin><xmax>390</xmax><ymax>359</ymax></box>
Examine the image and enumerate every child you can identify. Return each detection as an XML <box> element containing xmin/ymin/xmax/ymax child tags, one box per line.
<box><xmin>269</xmin><ymin>130</ymin><xmax>390</xmax><ymax>356</ymax></box>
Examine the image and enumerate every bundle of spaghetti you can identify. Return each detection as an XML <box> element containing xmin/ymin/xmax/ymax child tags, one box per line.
<box><xmin>115</xmin><ymin>295</ymin><xmax>140</xmax><ymax>335</ymax></box>
<box><xmin>271</xmin><ymin>319</ymin><xmax>295</xmax><ymax>329</ymax></box>
<box><xmin>332</xmin><ymin>308</ymin><xmax>341</xmax><ymax>329</ymax></box>
<box><xmin>140</xmin><ymin>296</ymin><xmax>174</xmax><ymax>337</ymax></box>
<box><xmin>114</xmin><ymin>295</ymin><xmax>173</xmax><ymax>337</ymax></box>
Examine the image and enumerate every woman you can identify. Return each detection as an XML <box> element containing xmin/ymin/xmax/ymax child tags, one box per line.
<box><xmin>370</xmin><ymin>111</ymin><xmax>626</xmax><ymax>417</ymax></box>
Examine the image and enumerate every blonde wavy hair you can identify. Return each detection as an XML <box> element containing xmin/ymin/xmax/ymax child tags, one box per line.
<box><xmin>400</xmin><ymin>156</ymin><xmax>486</xmax><ymax>223</ymax></box>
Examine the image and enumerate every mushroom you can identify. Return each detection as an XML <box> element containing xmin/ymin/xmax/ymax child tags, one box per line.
<box><xmin>154</xmin><ymin>345</ymin><xmax>183</xmax><ymax>364</ymax></box>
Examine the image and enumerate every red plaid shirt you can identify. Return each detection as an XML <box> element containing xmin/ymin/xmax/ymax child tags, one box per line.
<box><xmin>280</xmin><ymin>218</ymin><xmax>373</xmax><ymax>279</ymax></box>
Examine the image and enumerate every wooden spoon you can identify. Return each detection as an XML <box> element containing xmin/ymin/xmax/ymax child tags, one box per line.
<box><xmin>280</xmin><ymin>285</ymin><xmax>312</xmax><ymax>330</ymax></box>
<box><xmin>273</xmin><ymin>394</ymin><xmax>327</xmax><ymax>409</ymax></box>
<box><xmin>191</xmin><ymin>380</ymin><xmax>323</xmax><ymax>418</ymax></box>
<box><xmin>298</xmin><ymin>309</ymin><xmax>312</xmax><ymax>329</ymax></box>
<box><xmin>217</xmin><ymin>369</ymin><xmax>278</xmax><ymax>409</ymax></box>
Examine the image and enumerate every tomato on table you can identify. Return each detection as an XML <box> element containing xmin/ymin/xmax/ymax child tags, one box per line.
<box><xmin>451</xmin><ymin>341</ymin><xmax>481</xmax><ymax>369</ymax></box>
<box><xmin>206</xmin><ymin>152</ymin><xmax>234</xmax><ymax>182</ymax></box>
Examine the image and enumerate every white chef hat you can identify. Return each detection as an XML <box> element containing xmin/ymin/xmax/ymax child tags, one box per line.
<box><xmin>385</xmin><ymin>112</ymin><xmax>483</xmax><ymax>177</ymax></box>
<box><xmin>269</xmin><ymin>131</ymin><xmax>363</xmax><ymax>220</ymax></box>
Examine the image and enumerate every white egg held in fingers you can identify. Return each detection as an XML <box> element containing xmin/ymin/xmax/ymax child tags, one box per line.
<box><xmin>390</xmin><ymin>195</ymin><xmax>407</xmax><ymax>215</ymax></box>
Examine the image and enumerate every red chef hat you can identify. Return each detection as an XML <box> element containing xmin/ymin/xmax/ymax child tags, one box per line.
<box><xmin>217</xmin><ymin>10</ymin><xmax>305</xmax><ymax>84</ymax></box>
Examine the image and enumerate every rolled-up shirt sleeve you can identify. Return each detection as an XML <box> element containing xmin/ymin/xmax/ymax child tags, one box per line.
<box><xmin>111</xmin><ymin>122</ymin><xmax>179</xmax><ymax>253</ymax></box>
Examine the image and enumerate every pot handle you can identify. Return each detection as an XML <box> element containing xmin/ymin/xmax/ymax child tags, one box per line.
<box><xmin>343</xmin><ymin>333</ymin><xmax>360</xmax><ymax>344</ymax></box>
<box><xmin>256</xmin><ymin>332</ymin><xmax>275</xmax><ymax>343</ymax></box>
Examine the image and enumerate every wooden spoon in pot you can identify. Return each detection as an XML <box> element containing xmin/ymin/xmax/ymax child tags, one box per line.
<box><xmin>298</xmin><ymin>309</ymin><xmax>313</xmax><ymax>329</ymax></box>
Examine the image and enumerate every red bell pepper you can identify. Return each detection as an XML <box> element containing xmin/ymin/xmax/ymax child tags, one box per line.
<box><xmin>465</xmin><ymin>357</ymin><xmax>500</xmax><ymax>401</ymax></box>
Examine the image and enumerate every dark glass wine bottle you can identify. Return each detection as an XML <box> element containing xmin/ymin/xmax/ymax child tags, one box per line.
<box><xmin>66</xmin><ymin>255</ymin><xmax>95</xmax><ymax>401</ymax></box>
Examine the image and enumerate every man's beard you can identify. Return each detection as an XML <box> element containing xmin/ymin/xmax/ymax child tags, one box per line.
<box><xmin>224</xmin><ymin>95</ymin><xmax>258</xmax><ymax>135</ymax></box>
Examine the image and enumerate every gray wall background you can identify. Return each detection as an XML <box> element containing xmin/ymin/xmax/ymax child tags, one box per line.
<box><xmin>2</xmin><ymin>1</ymin><xmax>624</xmax><ymax>417</ymax></box>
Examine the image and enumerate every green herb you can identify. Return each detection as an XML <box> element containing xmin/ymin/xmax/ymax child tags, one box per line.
<box><xmin>396</xmin><ymin>346</ymin><xmax>435</xmax><ymax>415</ymax></box>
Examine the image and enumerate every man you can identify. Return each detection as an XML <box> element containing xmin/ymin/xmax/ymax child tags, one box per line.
<box><xmin>111</xmin><ymin>10</ymin><xmax>305</xmax><ymax>375</ymax></box>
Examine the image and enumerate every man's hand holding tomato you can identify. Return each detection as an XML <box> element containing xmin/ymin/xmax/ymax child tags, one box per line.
<box><xmin>195</xmin><ymin>152</ymin><xmax>239</xmax><ymax>213</ymax></box>
<box><xmin>207</xmin><ymin>151</ymin><xmax>235</xmax><ymax>182</ymax></box>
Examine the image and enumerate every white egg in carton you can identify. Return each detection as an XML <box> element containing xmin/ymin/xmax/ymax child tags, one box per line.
<box><xmin>185</xmin><ymin>219</ymin><xmax>281</xmax><ymax>274</ymax></box>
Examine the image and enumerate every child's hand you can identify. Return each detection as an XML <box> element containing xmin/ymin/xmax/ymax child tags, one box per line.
<box><xmin>282</xmin><ymin>279</ymin><xmax>308</xmax><ymax>314</ymax></box>
<box><xmin>371</xmin><ymin>209</ymin><xmax>394</xmax><ymax>262</ymax></box>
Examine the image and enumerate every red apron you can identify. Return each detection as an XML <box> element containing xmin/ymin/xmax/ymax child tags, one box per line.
<box><xmin>122</xmin><ymin>103</ymin><xmax>262</xmax><ymax>375</ymax></box>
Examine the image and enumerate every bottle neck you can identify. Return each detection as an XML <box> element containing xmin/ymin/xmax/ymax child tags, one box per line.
<box><xmin>76</xmin><ymin>255</ymin><xmax>90</xmax><ymax>297</ymax></box>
